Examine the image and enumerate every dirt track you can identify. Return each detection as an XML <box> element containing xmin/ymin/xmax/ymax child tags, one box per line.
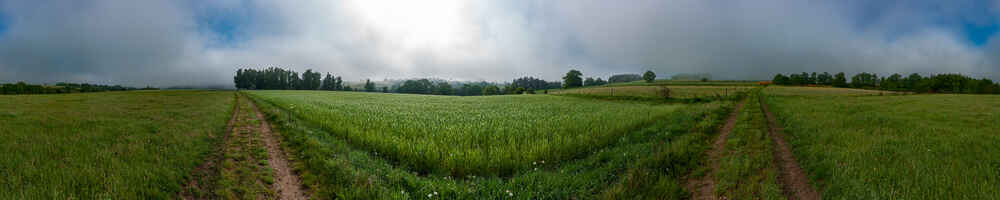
<box><xmin>759</xmin><ymin>96</ymin><xmax>820</xmax><ymax>200</ymax></box>
<box><xmin>687</xmin><ymin>99</ymin><xmax>746</xmax><ymax>200</ymax></box>
<box><xmin>250</xmin><ymin>99</ymin><xmax>308</xmax><ymax>200</ymax></box>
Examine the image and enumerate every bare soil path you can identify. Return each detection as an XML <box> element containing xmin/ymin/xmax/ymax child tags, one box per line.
<box><xmin>759</xmin><ymin>96</ymin><xmax>821</xmax><ymax>200</ymax></box>
<box><xmin>250</xmin><ymin>98</ymin><xmax>309</xmax><ymax>200</ymax></box>
<box><xmin>687</xmin><ymin>99</ymin><xmax>746</xmax><ymax>200</ymax></box>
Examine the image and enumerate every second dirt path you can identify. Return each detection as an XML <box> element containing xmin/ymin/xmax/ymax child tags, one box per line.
<box><xmin>688</xmin><ymin>98</ymin><xmax>747</xmax><ymax>200</ymax></box>
<box><xmin>759</xmin><ymin>95</ymin><xmax>820</xmax><ymax>200</ymax></box>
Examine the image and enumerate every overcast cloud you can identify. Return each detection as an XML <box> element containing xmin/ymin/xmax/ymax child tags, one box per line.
<box><xmin>0</xmin><ymin>0</ymin><xmax>998</xmax><ymax>87</ymax></box>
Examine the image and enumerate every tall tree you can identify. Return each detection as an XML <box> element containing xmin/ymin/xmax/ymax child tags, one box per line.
<box><xmin>643</xmin><ymin>70</ymin><xmax>657</xmax><ymax>83</ymax></box>
<box><xmin>364</xmin><ymin>79</ymin><xmax>376</xmax><ymax>92</ymax></box>
<box><xmin>562</xmin><ymin>69</ymin><xmax>583</xmax><ymax>89</ymax></box>
<box><xmin>832</xmin><ymin>72</ymin><xmax>848</xmax><ymax>87</ymax></box>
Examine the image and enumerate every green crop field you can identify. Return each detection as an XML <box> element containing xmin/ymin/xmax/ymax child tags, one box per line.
<box><xmin>247</xmin><ymin>90</ymin><xmax>685</xmax><ymax>176</ymax></box>
<box><xmin>0</xmin><ymin>91</ymin><xmax>234</xmax><ymax>199</ymax></box>
<box><xmin>553</xmin><ymin>85</ymin><xmax>752</xmax><ymax>99</ymax></box>
<box><xmin>763</xmin><ymin>91</ymin><xmax>1000</xmax><ymax>199</ymax></box>
<box><xmin>764</xmin><ymin>86</ymin><xmax>902</xmax><ymax>96</ymax></box>
<box><xmin>247</xmin><ymin>90</ymin><xmax>739</xmax><ymax>199</ymax></box>
<box><xmin>611</xmin><ymin>80</ymin><xmax>760</xmax><ymax>87</ymax></box>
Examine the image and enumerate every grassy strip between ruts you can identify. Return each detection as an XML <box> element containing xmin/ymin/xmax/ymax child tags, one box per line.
<box><xmin>764</xmin><ymin>93</ymin><xmax>1000</xmax><ymax>199</ymax></box>
<box><xmin>247</xmin><ymin>91</ymin><xmax>738</xmax><ymax>199</ymax></box>
<box><xmin>215</xmin><ymin>93</ymin><xmax>276</xmax><ymax>199</ymax></box>
<box><xmin>0</xmin><ymin>91</ymin><xmax>234</xmax><ymax>199</ymax></box>
<box><xmin>714</xmin><ymin>89</ymin><xmax>783</xmax><ymax>199</ymax></box>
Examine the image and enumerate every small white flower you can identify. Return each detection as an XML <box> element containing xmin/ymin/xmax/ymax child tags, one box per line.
<box><xmin>434</xmin><ymin>191</ymin><xmax>438</xmax><ymax>195</ymax></box>
<box><xmin>534</xmin><ymin>167</ymin><xmax>538</xmax><ymax>171</ymax></box>
<box><xmin>428</xmin><ymin>193</ymin><xmax>433</xmax><ymax>198</ymax></box>
<box><xmin>541</xmin><ymin>160</ymin><xmax>545</xmax><ymax>164</ymax></box>
<box><xmin>532</xmin><ymin>161</ymin><xmax>536</xmax><ymax>165</ymax></box>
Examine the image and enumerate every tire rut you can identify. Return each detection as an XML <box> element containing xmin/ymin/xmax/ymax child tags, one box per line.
<box><xmin>249</xmin><ymin>98</ymin><xmax>309</xmax><ymax>200</ymax></box>
<box><xmin>687</xmin><ymin>98</ymin><xmax>746</xmax><ymax>200</ymax></box>
<box><xmin>759</xmin><ymin>95</ymin><xmax>821</xmax><ymax>200</ymax></box>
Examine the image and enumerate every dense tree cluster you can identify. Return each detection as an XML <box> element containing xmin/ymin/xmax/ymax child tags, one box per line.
<box><xmin>583</xmin><ymin>77</ymin><xmax>607</xmax><ymax>86</ymax></box>
<box><xmin>773</xmin><ymin>72</ymin><xmax>1000</xmax><ymax>94</ymax></box>
<box><xmin>234</xmin><ymin>67</ymin><xmax>336</xmax><ymax>90</ymax></box>
<box><xmin>511</xmin><ymin>76</ymin><xmax>561</xmax><ymax>91</ymax></box>
<box><xmin>608</xmin><ymin>74</ymin><xmax>642</xmax><ymax>83</ymax></box>
<box><xmin>1</xmin><ymin>82</ymin><xmax>153</xmax><ymax>95</ymax></box>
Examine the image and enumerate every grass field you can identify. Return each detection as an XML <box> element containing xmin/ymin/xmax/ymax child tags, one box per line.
<box><xmin>247</xmin><ymin>90</ymin><xmax>684</xmax><ymax>177</ymax></box>
<box><xmin>552</xmin><ymin>85</ymin><xmax>752</xmax><ymax>99</ymax></box>
<box><xmin>764</xmin><ymin>89</ymin><xmax>1000</xmax><ymax>199</ymax></box>
<box><xmin>0</xmin><ymin>91</ymin><xmax>234</xmax><ymax>199</ymax></box>
<box><xmin>611</xmin><ymin>80</ymin><xmax>760</xmax><ymax>87</ymax></box>
<box><xmin>715</xmin><ymin>90</ymin><xmax>783</xmax><ymax>199</ymax></box>
<box><xmin>247</xmin><ymin>90</ymin><xmax>738</xmax><ymax>199</ymax></box>
<box><xmin>764</xmin><ymin>86</ymin><xmax>902</xmax><ymax>96</ymax></box>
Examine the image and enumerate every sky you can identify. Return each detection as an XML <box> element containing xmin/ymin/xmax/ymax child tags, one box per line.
<box><xmin>1</xmin><ymin>0</ymin><xmax>999</xmax><ymax>87</ymax></box>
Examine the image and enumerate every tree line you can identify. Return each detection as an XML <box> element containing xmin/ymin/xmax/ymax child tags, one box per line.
<box><xmin>772</xmin><ymin>72</ymin><xmax>1000</xmax><ymax>94</ymax></box>
<box><xmin>1</xmin><ymin>82</ymin><xmax>155</xmax><ymax>95</ymax></box>
<box><xmin>561</xmin><ymin>69</ymin><xmax>656</xmax><ymax>89</ymax></box>
<box><xmin>234</xmin><ymin>68</ymin><xmax>660</xmax><ymax>96</ymax></box>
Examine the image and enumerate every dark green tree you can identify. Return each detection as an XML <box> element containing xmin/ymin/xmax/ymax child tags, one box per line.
<box><xmin>643</xmin><ymin>70</ymin><xmax>656</xmax><ymax>83</ymax></box>
<box><xmin>562</xmin><ymin>69</ymin><xmax>583</xmax><ymax>89</ymax></box>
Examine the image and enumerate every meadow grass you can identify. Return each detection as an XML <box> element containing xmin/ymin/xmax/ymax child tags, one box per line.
<box><xmin>610</xmin><ymin>80</ymin><xmax>759</xmax><ymax>87</ymax></box>
<box><xmin>714</xmin><ymin>89</ymin><xmax>783</xmax><ymax>199</ymax></box>
<box><xmin>247</xmin><ymin>91</ymin><xmax>737</xmax><ymax>199</ymax></box>
<box><xmin>764</xmin><ymin>86</ymin><xmax>902</xmax><ymax>97</ymax></box>
<box><xmin>764</xmin><ymin>92</ymin><xmax>1000</xmax><ymax>199</ymax></box>
<box><xmin>246</xmin><ymin>90</ymin><xmax>682</xmax><ymax>177</ymax></box>
<box><xmin>552</xmin><ymin>85</ymin><xmax>752</xmax><ymax>99</ymax></box>
<box><xmin>0</xmin><ymin>91</ymin><xmax>234</xmax><ymax>199</ymax></box>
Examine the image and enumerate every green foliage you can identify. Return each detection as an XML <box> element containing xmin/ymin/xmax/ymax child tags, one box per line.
<box><xmin>0</xmin><ymin>82</ymin><xmax>152</xmax><ymax>95</ymax></box>
<box><xmin>511</xmin><ymin>76</ymin><xmax>561</xmax><ymax>91</ymax></box>
<box><xmin>482</xmin><ymin>85</ymin><xmax>500</xmax><ymax>95</ymax></box>
<box><xmin>609</xmin><ymin>74</ymin><xmax>642</xmax><ymax>83</ymax></box>
<box><xmin>772</xmin><ymin>74</ymin><xmax>789</xmax><ymax>85</ymax></box>
<box><xmin>397</xmin><ymin>79</ymin><xmax>435</xmax><ymax>94</ymax></box>
<box><xmin>562</xmin><ymin>69</ymin><xmax>583</xmax><ymax>89</ymax></box>
<box><xmin>234</xmin><ymin>67</ymin><xmax>335</xmax><ymax>90</ymax></box>
<box><xmin>832</xmin><ymin>72</ymin><xmax>848</xmax><ymax>87</ymax></box>
<box><xmin>643</xmin><ymin>70</ymin><xmax>656</xmax><ymax>83</ymax></box>
<box><xmin>772</xmin><ymin>72</ymin><xmax>1000</xmax><ymax>94</ymax></box>
<box><xmin>0</xmin><ymin>91</ymin><xmax>234</xmax><ymax>199</ymax></box>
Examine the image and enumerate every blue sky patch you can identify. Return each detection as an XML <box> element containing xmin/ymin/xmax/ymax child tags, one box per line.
<box><xmin>963</xmin><ymin>23</ymin><xmax>998</xmax><ymax>46</ymax></box>
<box><xmin>0</xmin><ymin>11</ymin><xmax>9</xmax><ymax>37</ymax></box>
<box><xmin>196</xmin><ymin>4</ymin><xmax>254</xmax><ymax>47</ymax></box>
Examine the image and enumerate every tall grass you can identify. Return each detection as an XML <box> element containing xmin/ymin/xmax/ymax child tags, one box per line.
<box><xmin>764</xmin><ymin>93</ymin><xmax>1000</xmax><ymax>199</ymax></box>
<box><xmin>247</xmin><ymin>90</ymin><xmax>680</xmax><ymax>177</ymax></box>
<box><xmin>248</xmin><ymin>91</ymin><xmax>736</xmax><ymax>199</ymax></box>
<box><xmin>0</xmin><ymin>91</ymin><xmax>234</xmax><ymax>199</ymax></box>
<box><xmin>714</xmin><ymin>89</ymin><xmax>783</xmax><ymax>199</ymax></box>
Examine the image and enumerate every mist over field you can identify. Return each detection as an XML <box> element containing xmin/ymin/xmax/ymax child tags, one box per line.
<box><xmin>0</xmin><ymin>0</ymin><xmax>998</xmax><ymax>87</ymax></box>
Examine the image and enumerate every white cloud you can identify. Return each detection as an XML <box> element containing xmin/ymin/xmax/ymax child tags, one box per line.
<box><xmin>0</xmin><ymin>0</ymin><xmax>996</xmax><ymax>87</ymax></box>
